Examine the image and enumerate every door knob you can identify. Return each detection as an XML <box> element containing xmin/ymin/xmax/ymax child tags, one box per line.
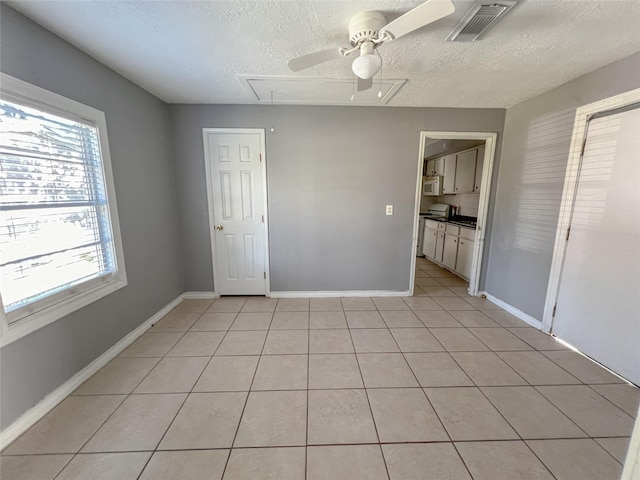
<box><xmin>215</xmin><ymin>225</ymin><xmax>224</xmax><ymax>231</ymax></box>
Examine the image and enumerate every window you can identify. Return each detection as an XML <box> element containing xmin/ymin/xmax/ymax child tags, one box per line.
<box><xmin>0</xmin><ymin>74</ymin><xmax>126</xmax><ymax>345</ymax></box>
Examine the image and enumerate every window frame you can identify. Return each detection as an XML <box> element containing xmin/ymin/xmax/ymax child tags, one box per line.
<box><xmin>0</xmin><ymin>73</ymin><xmax>127</xmax><ymax>347</ymax></box>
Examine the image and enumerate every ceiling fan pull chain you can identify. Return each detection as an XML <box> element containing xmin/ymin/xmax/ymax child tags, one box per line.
<box><xmin>377</xmin><ymin>50</ymin><xmax>383</xmax><ymax>98</ymax></box>
<box><xmin>351</xmin><ymin>75</ymin><xmax>355</xmax><ymax>102</ymax></box>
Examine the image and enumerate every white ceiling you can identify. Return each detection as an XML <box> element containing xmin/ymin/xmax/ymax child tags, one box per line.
<box><xmin>7</xmin><ymin>0</ymin><xmax>640</xmax><ymax>108</ymax></box>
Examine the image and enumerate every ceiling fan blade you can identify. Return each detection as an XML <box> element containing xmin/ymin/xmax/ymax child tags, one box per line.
<box><xmin>288</xmin><ymin>48</ymin><xmax>343</xmax><ymax>72</ymax></box>
<box><xmin>357</xmin><ymin>76</ymin><xmax>373</xmax><ymax>92</ymax></box>
<box><xmin>380</xmin><ymin>0</ymin><xmax>455</xmax><ymax>41</ymax></box>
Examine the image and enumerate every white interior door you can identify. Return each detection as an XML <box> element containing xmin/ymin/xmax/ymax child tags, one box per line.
<box><xmin>551</xmin><ymin>104</ymin><xmax>640</xmax><ymax>385</ymax></box>
<box><xmin>204</xmin><ymin>129</ymin><xmax>268</xmax><ymax>295</ymax></box>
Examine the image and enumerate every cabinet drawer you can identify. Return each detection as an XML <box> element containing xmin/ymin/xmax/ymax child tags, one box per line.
<box><xmin>445</xmin><ymin>224</ymin><xmax>460</xmax><ymax>235</ymax></box>
<box><xmin>425</xmin><ymin>219</ymin><xmax>440</xmax><ymax>230</ymax></box>
<box><xmin>437</xmin><ymin>222</ymin><xmax>446</xmax><ymax>232</ymax></box>
<box><xmin>459</xmin><ymin>227</ymin><xmax>476</xmax><ymax>241</ymax></box>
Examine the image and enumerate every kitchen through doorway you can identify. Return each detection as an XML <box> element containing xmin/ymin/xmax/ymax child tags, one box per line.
<box><xmin>410</xmin><ymin>131</ymin><xmax>498</xmax><ymax>297</ymax></box>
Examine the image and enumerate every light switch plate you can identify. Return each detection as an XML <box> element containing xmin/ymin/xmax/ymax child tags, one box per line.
<box><xmin>386</xmin><ymin>205</ymin><xmax>393</xmax><ymax>215</ymax></box>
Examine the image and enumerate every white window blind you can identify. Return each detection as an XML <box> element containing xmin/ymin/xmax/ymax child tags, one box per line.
<box><xmin>0</xmin><ymin>98</ymin><xmax>117</xmax><ymax>320</ymax></box>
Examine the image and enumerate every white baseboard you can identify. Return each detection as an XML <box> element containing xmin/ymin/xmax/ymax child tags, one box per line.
<box><xmin>182</xmin><ymin>291</ymin><xmax>218</xmax><ymax>299</ymax></box>
<box><xmin>0</xmin><ymin>294</ymin><xmax>184</xmax><ymax>451</ymax></box>
<box><xmin>269</xmin><ymin>290</ymin><xmax>411</xmax><ymax>298</ymax></box>
<box><xmin>479</xmin><ymin>291</ymin><xmax>543</xmax><ymax>329</ymax></box>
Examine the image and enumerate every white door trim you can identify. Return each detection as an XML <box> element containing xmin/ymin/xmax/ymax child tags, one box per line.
<box><xmin>202</xmin><ymin>128</ymin><xmax>270</xmax><ymax>297</ymax></box>
<box><xmin>541</xmin><ymin>88</ymin><xmax>640</xmax><ymax>333</ymax></box>
<box><xmin>412</xmin><ymin>131</ymin><xmax>498</xmax><ymax>296</ymax></box>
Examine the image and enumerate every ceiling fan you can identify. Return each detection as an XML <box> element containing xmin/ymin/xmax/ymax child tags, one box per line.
<box><xmin>288</xmin><ymin>0</ymin><xmax>456</xmax><ymax>92</ymax></box>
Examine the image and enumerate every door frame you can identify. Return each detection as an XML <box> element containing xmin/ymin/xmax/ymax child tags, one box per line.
<box><xmin>542</xmin><ymin>87</ymin><xmax>640</xmax><ymax>333</ymax></box>
<box><xmin>202</xmin><ymin>127</ymin><xmax>270</xmax><ymax>297</ymax></box>
<box><xmin>411</xmin><ymin>131</ymin><xmax>498</xmax><ymax>296</ymax></box>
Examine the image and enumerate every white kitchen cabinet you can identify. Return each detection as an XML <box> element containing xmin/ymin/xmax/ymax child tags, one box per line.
<box><xmin>434</xmin><ymin>231</ymin><xmax>445</xmax><ymax>263</ymax></box>
<box><xmin>425</xmin><ymin>221</ymin><xmax>477</xmax><ymax>282</ymax></box>
<box><xmin>422</xmin><ymin>226</ymin><xmax>438</xmax><ymax>258</ymax></box>
<box><xmin>442</xmin><ymin>154</ymin><xmax>456</xmax><ymax>194</ymax></box>
<box><xmin>475</xmin><ymin>145</ymin><xmax>485</xmax><ymax>193</ymax></box>
<box><xmin>425</xmin><ymin>158</ymin><xmax>433</xmax><ymax>176</ymax></box>
<box><xmin>425</xmin><ymin>157</ymin><xmax>444</xmax><ymax>177</ymax></box>
<box><xmin>454</xmin><ymin>149</ymin><xmax>477</xmax><ymax>194</ymax></box>
<box><xmin>455</xmin><ymin>227</ymin><xmax>476</xmax><ymax>279</ymax></box>
<box><xmin>442</xmin><ymin>233</ymin><xmax>458</xmax><ymax>269</ymax></box>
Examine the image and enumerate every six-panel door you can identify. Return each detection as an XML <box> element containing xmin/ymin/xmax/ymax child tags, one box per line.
<box><xmin>206</xmin><ymin>131</ymin><xmax>266</xmax><ymax>295</ymax></box>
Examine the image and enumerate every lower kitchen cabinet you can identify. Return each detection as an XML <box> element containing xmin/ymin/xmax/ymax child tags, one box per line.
<box><xmin>455</xmin><ymin>237</ymin><xmax>475</xmax><ymax>279</ymax></box>
<box><xmin>422</xmin><ymin>227</ymin><xmax>438</xmax><ymax>258</ymax></box>
<box><xmin>442</xmin><ymin>228</ymin><xmax>459</xmax><ymax>270</ymax></box>
<box><xmin>442</xmin><ymin>235</ymin><xmax>458</xmax><ymax>269</ymax></box>
<box><xmin>423</xmin><ymin>222</ymin><xmax>476</xmax><ymax>280</ymax></box>
<box><xmin>435</xmin><ymin>231</ymin><xmax>445</xmax><ymax>263</ymax></box>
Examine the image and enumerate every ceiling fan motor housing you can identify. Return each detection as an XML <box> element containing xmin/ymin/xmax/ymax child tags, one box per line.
<box><xmin>349</xmin><ymin>11</ymin><xmax>387</xmax><ymax>46</ymax></box>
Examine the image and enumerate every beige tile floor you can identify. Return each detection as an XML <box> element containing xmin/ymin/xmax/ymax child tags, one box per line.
<box><xmin>2</xmin><ymin>258</ymin><xmax>639</xmax><ymax>479</ymax></box>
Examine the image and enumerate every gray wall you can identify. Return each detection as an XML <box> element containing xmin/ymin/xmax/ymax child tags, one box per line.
<box><xmin>170</xmin><ymin>105</ymin><xmax>505</xmax><ymax>292</ymax></box>
<box><xmin>485</xmin><ymin>52</ymin><xmax>640</xmax><ymax>320</ymax></box>
<box><xmin>0</xmin><ymin>5</ymin><xmax>184</xmax><ymax>429</ymax></box>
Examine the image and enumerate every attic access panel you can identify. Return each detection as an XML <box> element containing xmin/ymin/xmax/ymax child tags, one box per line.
<box><xmin>241</xmin><ymin>76</ymin><xmax>406</xmax><ymax>106</ymax></box>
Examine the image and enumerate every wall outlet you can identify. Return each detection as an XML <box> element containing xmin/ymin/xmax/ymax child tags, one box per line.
<box><xmin>386</xmin><ymin>205</ymin><xmax>393</xmax><ymax>215</ymax></box>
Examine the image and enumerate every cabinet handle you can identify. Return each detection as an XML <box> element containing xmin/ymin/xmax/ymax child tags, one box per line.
<box><xmin>460</xmin><ymin>241</ymin><xmax>464</xmax><ymax>245</ymax></box>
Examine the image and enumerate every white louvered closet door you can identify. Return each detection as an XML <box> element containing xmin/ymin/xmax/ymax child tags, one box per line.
<box><xmin>552</xmin><ymin>104</ymin><xmax>640</xmax><ymax>385</ymax></box>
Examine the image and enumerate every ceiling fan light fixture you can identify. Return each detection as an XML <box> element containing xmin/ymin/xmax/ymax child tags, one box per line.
<box><xmin>351</xmin><ymin>41</ymin><xmax>381</xmax><ymax>79</ymax></box>
<box><xmin>352</xmin><ymin>53</ymin><xmax>382</xmax><ymax>79</ymax></box>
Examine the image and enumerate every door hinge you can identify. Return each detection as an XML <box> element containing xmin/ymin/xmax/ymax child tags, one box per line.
<box><xmin>263</xmin><ymin>272</ymin><xmax>266</xmax><ymax>279</ymax></box>
<box><xmin>566</xmin><ymin>225</ymin><xmax>571</xmax><ymax>241</ymax></box>
<box><xmin>552</xmin><ymin>303</ymin><xmax>557</xmax><ymax>317</ymax></box>
<box><xmin>262</xmin><ymin>215</ymin><xmax>264</xmax><ymax>223</ymax></box>
<box><xmin>259</xmin><ymin>153</ymin><xmax>262</xmax><ymax>162</ymax></box>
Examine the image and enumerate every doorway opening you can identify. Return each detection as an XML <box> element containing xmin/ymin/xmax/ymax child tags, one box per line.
<box><xmin>410</xmin><ymin>131</ymin><xmax>498</xmax><ymax>296</ymax></box>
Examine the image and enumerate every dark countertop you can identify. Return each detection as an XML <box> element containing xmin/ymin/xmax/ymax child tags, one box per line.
<box><xmin>448</xmin><ymin>216</ymin><xmax>477</xmax><ymax>228</ymax></box>
<box><xmin>421</xmin><ymin>215</ymin><xmax>477</xmax><ymax>229</ymax></box>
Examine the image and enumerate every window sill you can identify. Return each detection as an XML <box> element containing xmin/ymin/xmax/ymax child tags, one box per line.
<box><xmin>0</xmin><ymin>277</ymin><xmax>127</xmax><ymax>347</ymax></box>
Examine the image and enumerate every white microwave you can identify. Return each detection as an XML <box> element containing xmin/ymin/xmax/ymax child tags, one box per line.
<box><xmin>422</xmin><ymin>176</ymin><xmax>443</xmax><ymax>196</ymax></box>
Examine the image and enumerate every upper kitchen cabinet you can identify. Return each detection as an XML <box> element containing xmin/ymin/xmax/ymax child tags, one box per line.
<box><xmin>425</xmin><ymin>157</ymin><xmax>444</xmax><ymax>177</ymax></box>
<box><xmin>475</xmin><ymin>145</ymin><xmax>485</xmax><ymax>193</ymax></box>
<box><xmin>454</xmin><ymin>149</ymin><xmax>477</xmax><ymax>194</ymax></box>
<box><xmin>442</xmin><ymin>154</ymin><xmax>457</xmax><ymax>194</ymax></box>
<box><xmin>425</xmin><ymin>141</ymin><xmax>485</xmax><ymax>195</ymax></box>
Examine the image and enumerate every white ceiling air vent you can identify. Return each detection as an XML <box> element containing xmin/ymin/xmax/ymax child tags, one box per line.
<box><xmin>446</xmin><ymin>1</ymin><xmax>517</xmax><ymax>42</ymax></box>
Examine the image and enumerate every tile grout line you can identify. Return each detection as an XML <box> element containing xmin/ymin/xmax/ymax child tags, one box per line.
<box><xmin>414</xmin><ymin>269</ymin><xmax>560</xmax><ymax>480</ymax></box>
<box><xmin>305</xmin><ymin>300</ymin><xmax>310</xmax><ymax>480</ymax></box>
<box><xmin>136</xmin><ymin>297</ymin><xmax>242</xmax><ymax>479</ymax></box>
<box><xmin>2</xmin><ymin>435</ymin><xmax>636</xmax><ymax>459</ymax></box>
<box><xmin>133</xmin><ymin>301</ymin><xmax>219</xmax><ymax>480</ymax></box>
<box><xmin>584</xmin><ymin>383</ymin><xmax>640</xmax><ymax>418</ymax></box>
<box><xmin>385</xmin><ymin>315</ymin><xmax>456</xmax><ymax>450</ymax></box>
<box><xmin>418</xmin><ymin>261</ymin><xmax>521</xmax><ymax>480</ymax></box>
<box><xmin>64</xmin><ymin>380</ymin><xmax>628</xmax><ymax>397</ymax></box>
<box><xmin>6</xmin><ymin>284</ymin><xmax>638</xmax><ymax>479</ymax></box>
<box><xmin>343</xmin><ymin>299</ymin><xmax>391</xmax><ymax>480</ymax></box>
<box><xmin>57</xmin><ymin>314</ymin><xmax>199</xmax><ymax>476</ymax></box>
<box><xmin>219</xmin><ymin>300</ymin><xmax>275</xmax><ymax>480</ymax></box>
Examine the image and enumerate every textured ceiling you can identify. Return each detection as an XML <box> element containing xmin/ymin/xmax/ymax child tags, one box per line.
<box><xmin>7</xmin><ymin>0</ymin><xmax>640</xmax><ymax>108</ymax></box>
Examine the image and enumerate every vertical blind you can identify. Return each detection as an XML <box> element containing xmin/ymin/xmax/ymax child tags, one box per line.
<box><xmin>0</xmin><ymin>98</ymin><xmax>115</xmax><ymax>317</ymax></box>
